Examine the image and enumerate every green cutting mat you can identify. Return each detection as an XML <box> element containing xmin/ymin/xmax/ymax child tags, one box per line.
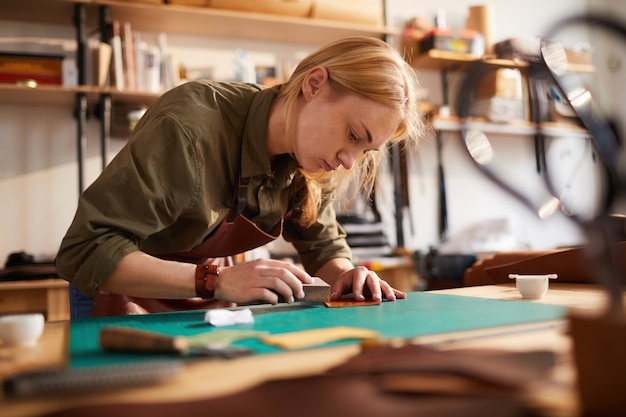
<box><xmin>69</xmin><ymin>292</ymin><xmax>567</xmax><ymax>368</ymax></box>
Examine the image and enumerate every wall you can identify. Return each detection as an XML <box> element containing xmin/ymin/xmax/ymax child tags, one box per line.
<box><xmin>384</xmin><ymin>0</ymin><xmax>614</xmax><ymax>254</ymax></box>
<box><xmin>0</xmin><ymin>18</ymin><xmax>316</xmax><ymax>263</ymax></box>
<box><xmin>1</xmin><ymin>0</ymin><xmax>623</xmax><ymax>266</ymax></box>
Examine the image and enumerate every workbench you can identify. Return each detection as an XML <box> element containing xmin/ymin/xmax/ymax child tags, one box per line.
<box><xmin>0</xmin><ymin>283</ymin><xmax>620</xmax><ymax>417</ymax></box>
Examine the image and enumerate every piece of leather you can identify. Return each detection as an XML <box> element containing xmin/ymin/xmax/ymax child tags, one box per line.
<box><xmin>260</xmin><ymin>326</ymin><xmax>380</xmax><ymax>350</ymax></box>
<box><xmin>324</xmin><ymin>298</ymin><xmax>382</xmax><ymax>308</ymax></box>
<box><xmin>330</xmin><ymin>343</ymin><xmax>556</xmax><ymax>389</ymax></box>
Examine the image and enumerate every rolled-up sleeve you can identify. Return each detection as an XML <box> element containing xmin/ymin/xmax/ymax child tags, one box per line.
<box><xmin>56</xmin><ymin>116</ymin><xmax>202</xmax><ymax>296</ymax></box>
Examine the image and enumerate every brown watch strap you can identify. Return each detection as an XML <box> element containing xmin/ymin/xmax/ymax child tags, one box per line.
<box><xmin>195</xmin><ymin>263</ymin><xmax>219</xmax><ymax>299</ymax></box>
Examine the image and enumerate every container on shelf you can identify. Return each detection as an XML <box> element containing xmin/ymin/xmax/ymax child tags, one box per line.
<box><xmin>310</xmin><ymin>0</ymin><xmax>383</xmax><ymax>26</ymax></box>
<box><xmin>168</xmin><ymin>0</ymin><xmax>208</xmax><ymax>6</ymax></box>
<box><xmin>209</xmin><ymin>0</ymin><xmax>313</xmax><ymax>18</ymax></box>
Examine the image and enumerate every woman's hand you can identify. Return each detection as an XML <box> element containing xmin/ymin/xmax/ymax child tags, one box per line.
<box><xmin>215</xmin><ymin>258</ymin><xmax>315</xmax><ymax>305</ymax></box>
<box><xmin>314</xmin><ymin>258</ymin><xmax>406</xmax><ymax>302</ymax></box>
<box><xmin>328</xmin><ymin>265</ymin><xmax>407</xmax><ymax>302</ymax></box>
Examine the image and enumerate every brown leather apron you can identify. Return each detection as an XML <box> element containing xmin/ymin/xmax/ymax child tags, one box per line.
<box><xmin>91</xmin><ymin>178</ymin><xmax>284</xmax><ymax>317</ymax></box>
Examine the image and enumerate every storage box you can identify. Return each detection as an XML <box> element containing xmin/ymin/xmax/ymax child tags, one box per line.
<box><xmin>122</xmin><ymin>0</ymin><xmax>162</xmax><ymax>4</ymax></box>
<box><xmin>471</xmin><ymin>68</ymin><xmax>526</xmax><ymax>123</ymax></box>
<box><xmin>471</xmin><ymin>96</ymin><xmax>525</xmax><ymax>123</ymax></box>
<box><xmin>474</xmin><ymin>68</ymin><xmax>523</xmax><ymax>99</ymax></box>
<box><xmin>0</xmin><ymin>52</ymin><xmax>63</xmax><ymax>85</ymax></box>
<box><xmin>419</xmin><ymin>29</ymin><xmax>474</xmax><ymax>54</ymax></box>
<box><xmin>310</xmin><ymin>0</ymin><xmax>383</xmax><ymax>26</ymax></box>
<box><xmin>209</xmin><ymin>0</ymin><xmax>313</xmax><ymax>18</ymax></box>
<box><xmin>168</xmin><ymin>0</ymin><xmax>208</xmax><ymax>6</ymax></box>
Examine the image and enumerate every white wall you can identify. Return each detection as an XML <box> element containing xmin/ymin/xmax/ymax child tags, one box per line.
<box><xmin>0</xmin><ymin>19</ymin><xmax>316</xmax><ymax>263</ymax></box>
<box><xmin>1</xmin><ymin>0</ymin><xmax>623</xmax><ymax>265</ymax></box>
<box><xmin>384</xmin><ymin>0</ymin><xmax>615</xmax><ymax>254</ymax></box>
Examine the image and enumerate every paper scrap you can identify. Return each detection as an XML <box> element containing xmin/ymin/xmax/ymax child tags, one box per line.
<box><xmin>261</xmin><ymin>326</ymin><xmax>379</xmax><ymax>350</ymax></box>
<box><xmin>205</xmin><ymin>308</ymin><xmax>254</xmax><ymax>327</ymax></box>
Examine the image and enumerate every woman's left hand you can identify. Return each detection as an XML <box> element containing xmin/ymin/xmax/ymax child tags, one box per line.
<box><xmin>328</xmin><ymin>265</ymin><xmax>407</xmax><ymax>302</ymax></box>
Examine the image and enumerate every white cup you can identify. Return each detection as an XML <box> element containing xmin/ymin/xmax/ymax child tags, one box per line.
<box><xmin>508</xmin><ymin>274</ymin><xmax>558</xmax><ymax>299</ymax></box>
<box><xmin>0</xmin><ymin>313</ymin><xmax>45</xmax><ymax>347</ymax></box>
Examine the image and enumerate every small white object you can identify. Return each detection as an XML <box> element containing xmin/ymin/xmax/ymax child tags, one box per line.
<box><xmin>508</xmin><ymin>274</ymin><xmax>558</xmax><ymax>299</ymax></box>
<box><xmin>0</xmin><ymin>313</ymin><xmax>45</xmax><ymax>347</ymax></box>
<box><xmin>205</xmin><ymin>309</ymin><xmax>254</xmax><ymax>327</ymax></box>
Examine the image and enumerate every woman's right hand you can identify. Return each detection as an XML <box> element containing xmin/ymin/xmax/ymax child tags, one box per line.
<box><xmin>214</xmin><ymin>258</ymin><xmax>315</xmax><ymax>305</ymax></box>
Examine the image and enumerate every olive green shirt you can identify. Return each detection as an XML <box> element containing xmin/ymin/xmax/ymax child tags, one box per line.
<box><xmin>56</xmin><ymin>80</ymin><xmax>351</xmax><ymax>297</ymax></box>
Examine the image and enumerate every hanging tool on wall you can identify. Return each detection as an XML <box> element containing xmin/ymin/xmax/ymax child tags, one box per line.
<box><xmin>437</xmin><ymin>131</ymin><xmax>448</xmax><ymax>242</ymax></box>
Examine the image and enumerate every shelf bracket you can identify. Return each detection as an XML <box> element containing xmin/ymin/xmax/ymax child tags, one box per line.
<box><xmin>74</xmin><ymin>3</ymin><xmax>87</xmax><ymax>86</ymax></box>
<box><xmin>75</xmin><ymin>92</ymin><xmax>88</xmax><ymax>195</ymax></box>
<box><xmin>390</xmin><ymin>142</ymin><xmax>405</xmax><ymax>248</ymax></box>
<box><xmin>73</xmin><ymin>3</ymin><xmax>88</xmax><ymax>195</ymax></box>
<box><xmin>98</xmin><ymin>5</ymin><xmax>113</xmax><ymax>171</ymax></box>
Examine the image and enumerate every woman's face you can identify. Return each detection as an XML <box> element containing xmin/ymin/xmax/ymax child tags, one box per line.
<box><xmin>291</xmin><ymin>70</ymin><xmax>401</xmax><ymax>174</ymax></box>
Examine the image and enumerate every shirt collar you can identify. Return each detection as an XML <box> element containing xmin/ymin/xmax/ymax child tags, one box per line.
<box><xmin>241</xmin><ymin>85</ymin><xmax>278</xmax><ymax>179</ymax></box>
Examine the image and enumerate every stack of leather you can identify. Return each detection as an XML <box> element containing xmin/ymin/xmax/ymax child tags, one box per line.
<box><xmin>463</xmin><ymin>241</ymin><xmax>626</xmax><ymax>286</ymax></box>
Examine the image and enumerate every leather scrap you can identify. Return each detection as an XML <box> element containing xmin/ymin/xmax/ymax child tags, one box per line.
<box><xmin>330</xmin><ymin>343</ymin><xmax>556</xmax><ymax>392</ymax></box>
<box><xmin>260</xmin><ymin>326</ymin><xmax>379</xmax><ymax>350</ymax></box>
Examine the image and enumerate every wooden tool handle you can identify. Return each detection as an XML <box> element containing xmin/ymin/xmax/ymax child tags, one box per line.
<box><xmin>99</xmin><ymin>326</ymin><xmax>188</xmax><ymax>354</ymax></box>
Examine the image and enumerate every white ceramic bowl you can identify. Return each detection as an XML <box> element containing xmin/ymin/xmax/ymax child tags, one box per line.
<box><xmin>0</xmin><ymin>313</ymin><xmax>45</xmax><ymax>347</ymax></box>
<box><xmin>508</xmin><ymin>274</ymin><xmax>557</xmax><ymax>299</ymax></box>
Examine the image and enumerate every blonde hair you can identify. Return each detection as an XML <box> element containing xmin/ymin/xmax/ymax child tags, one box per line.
<box><xmin>280</xmin><ymin>36</ymin><xmax>424</xmax><ymax>226</ymax></box>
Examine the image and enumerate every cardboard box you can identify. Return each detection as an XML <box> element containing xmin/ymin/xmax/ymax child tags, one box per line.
<box><xmin>123</xmin><ymin>0</ymin><xmax>162</xmax><ymax>4</ymax></box>
<box><xmin>419</xmin><ymin>29</ymin><xmax>474</xmax><ymax>54</ymax></box>
<box><xmin>471</xmin><ymin>96</ymin><xmax>524</xmax><ymax>123</ymax></box>
<box><xmin>168</xmin><ymin>0</ymin><xmax>208</xmax><ymax>6</ymax></box>
<box><xmin>210</xmin><ymin>0</ymin><xmax>313</xmax><ymax>18</ymax></box>
<box><xmin>310</xmin><ymin>0</ymin><xmax>383</xmax><ymax>26</ymax></box>
<box><xmin>474</xmin><ymin>68</ymin><xmax>523</xmax><ymax>99</ymax></box>
<box><xmin>471</xmin><ymin>68</ymin><xmax>525</xmax><ymax>123</ymax></box>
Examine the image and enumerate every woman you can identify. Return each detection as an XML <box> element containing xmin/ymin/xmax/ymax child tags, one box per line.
<box><xmin>56</xmin><ymin>36</ymin><xmax>424</xmax><ymax>318</ymax></box>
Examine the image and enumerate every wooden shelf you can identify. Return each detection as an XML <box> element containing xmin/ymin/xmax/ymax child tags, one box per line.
<box><xmin>101</xmin><ymin>0</ymin><xmax>399</xmax><ymax>44</ymax></box>
<box><xmin>433</xmin><ymin>116</ymin><xmax>536</xmax><ymax>136</ymax></box>
<box><xmin>0</xmin><ymin>84</ymin><xmax>160</xmax><ymax>108</ymax></box>
<box><xmin>100</xmin><ymin>88</ymin><xmax>161</xmax><ymax>107</ymax></box>
<box><xmin>2</xmin><ymin>0</ymin><xmax>399</xmax><ymax>108</ymax></box>
<box><xmin>411</xmin><ymin>49</ymin><xmax>593</xmax><ymax>73</ymax></box>
<box><xmin>432</xmin><ymin>116</ymin><xmax>590</xmax><ymax>138</ymax></box>
<box><xmin>1</xmin><ymin>0</ymin><xmax>85</xmax><ymax>27</ymax></box>
<box><xmin>410</xmin><ymin>50</ymin><xmax>479</xmax><ymax>71</ymax></box>
<box><xmin>3</xmin><ymin>0</ymin><xmax>399</xmax><ymax>45</ymax></box>
<box><xmin>0</xmin><ymin>84</ymin><xmax>91</xmax><ymax>107</ymax></box>
<box><xmin>410</xmin><ymin>50</ymin><xmax>528</xmax><ymax>72</ymax></box>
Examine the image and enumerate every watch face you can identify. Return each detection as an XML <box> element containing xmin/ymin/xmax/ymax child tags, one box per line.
<box><xmin>544</xmin><ymin>134</ymin><xmax>609</xmax><ymax>220</ymax></box>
